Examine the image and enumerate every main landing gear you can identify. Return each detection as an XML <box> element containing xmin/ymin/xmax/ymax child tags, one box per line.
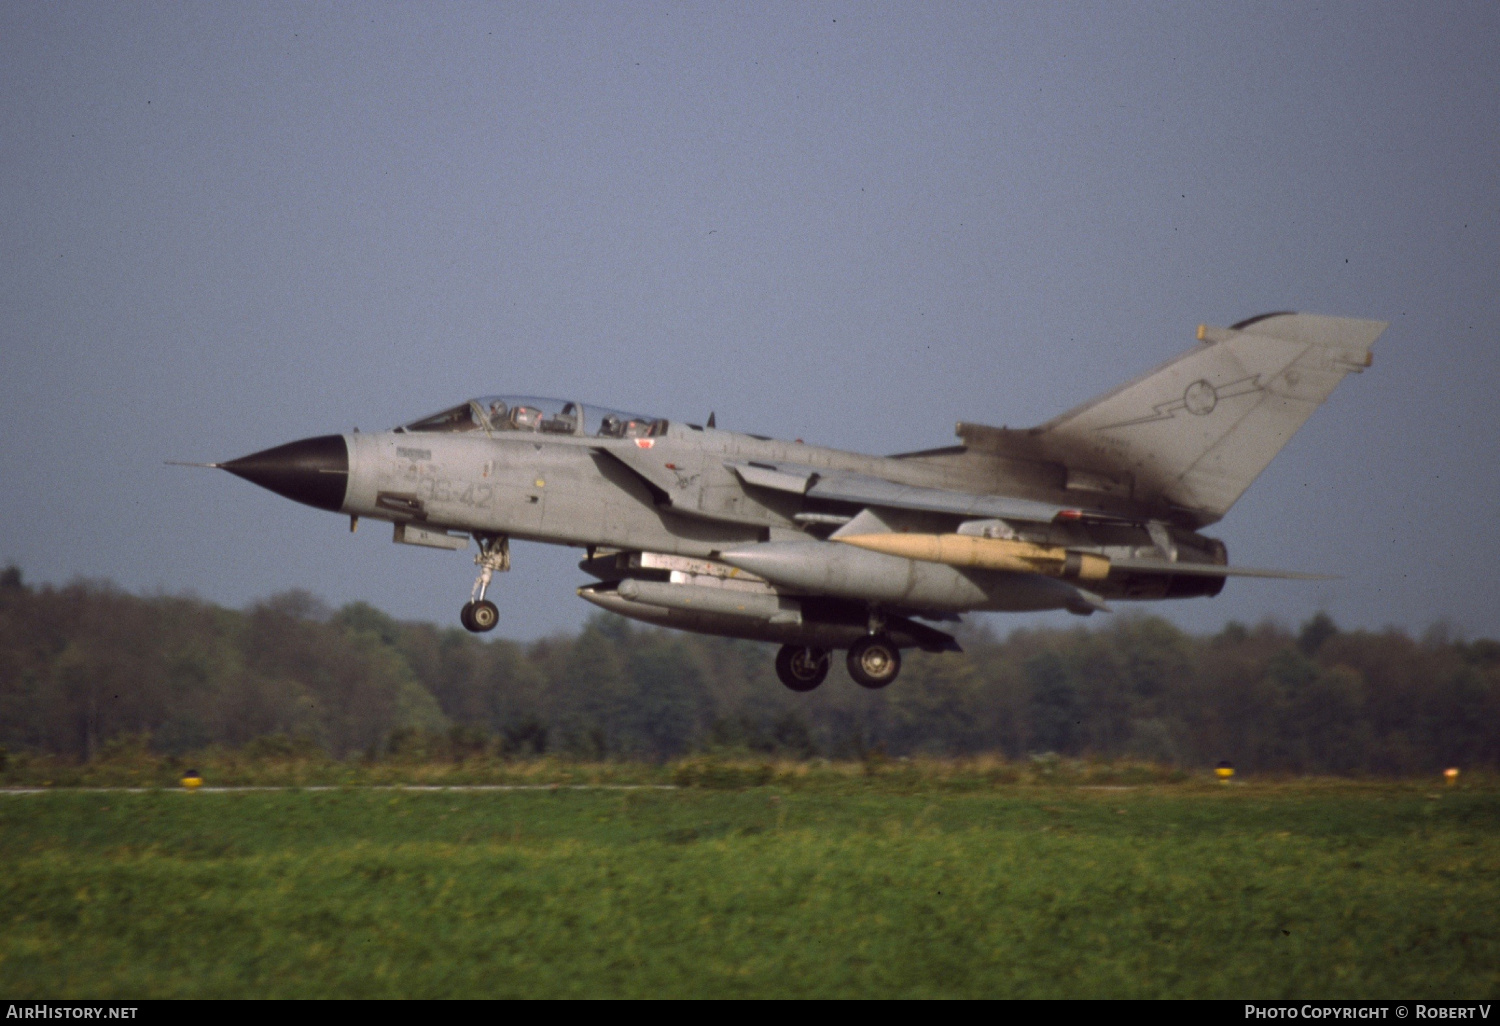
<box><xmin>842</xmin><ymin>607</ymin><xmax>901</xmax><ymax>689</ymax></box>
<box><xmin>774</xmin><ymin>636</ymin><xmax>902</xmax><ymax>691</ymax></box>
<box><xmin>461</xmin><ymin>535</ymin><xmax>509</xmax><ymax>634</ymax></box>
<box><xmin>775</xmin><ymin>645</ymin><xmax>831</xmax><ymax>692</ymax></box>
<box><xmin>846</xmin><ymin>635</ymin><xmax>901</xmax><ymax>689</ymax></box>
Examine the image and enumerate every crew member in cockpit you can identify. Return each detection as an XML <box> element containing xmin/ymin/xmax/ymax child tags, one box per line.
<box><xmin>510</xmin><ymin>405</ymin><xmax>543</xmax><ymax>431</ymax></box>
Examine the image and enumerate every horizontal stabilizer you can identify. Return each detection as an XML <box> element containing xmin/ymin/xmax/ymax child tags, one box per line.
<box><xmin>1066</xmin><ymin>585</ymin><xmax>1111</xmax><ymax>615</ymax></box>
<box><xmin>1108</xmin><ymin>557</ymin><xmax>1334</xmax><ymax>580</ymax></box>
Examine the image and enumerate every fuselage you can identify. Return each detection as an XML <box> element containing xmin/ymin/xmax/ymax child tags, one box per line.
<box><xmin>221</xmin><ymin>397</ymin><xmax>1226</xmax><ymax>636</ymax></box>
<box><xmin>332</xmin><ymin>411</ymin><xmax>1223</xmax><ymax>609</ymax></box>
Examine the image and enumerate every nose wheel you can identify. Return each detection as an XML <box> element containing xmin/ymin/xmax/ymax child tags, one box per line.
<box><xmin>461</xmin><ymin>535</ymin><xmax>509</xmax><ymax>633</ymax></box>
<box><xmin>461</xmin><ymin>599</ymin><xmax>499</xmax><ymax>633</ymax></box>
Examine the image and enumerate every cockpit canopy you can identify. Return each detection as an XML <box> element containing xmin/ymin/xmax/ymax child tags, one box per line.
<box><xmin>399</xmin><ymin>396</ymin><xmax>666</xmax><ymax>439</ymax></box>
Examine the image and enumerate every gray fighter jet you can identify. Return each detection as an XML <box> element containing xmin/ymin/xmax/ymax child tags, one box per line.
<box><xmin>205</xmin><ymin>312</ymin><xmax>1383</xmax><ymax>691</ymax></box>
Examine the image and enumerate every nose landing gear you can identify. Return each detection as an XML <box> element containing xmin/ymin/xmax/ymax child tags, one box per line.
<box><xmin>460</xmin><ymin>599</ymin><xmax>499</xmax><ymax>632</ymax></box>
<box><xmin>461</xmin><ymin>535</ymin><xmax>509</xmax><ymax>634</ymax></box>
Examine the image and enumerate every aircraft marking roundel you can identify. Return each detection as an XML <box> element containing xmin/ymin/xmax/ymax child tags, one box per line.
<box><xmin>1184</xmin><ymin>379</ymin><xmax>1218</xmax><ymax>416</ymax></box>
<box><xmin>635</xmin><ymin>439</ymin><xmax>656</xmax><ymax>449</ymax></box>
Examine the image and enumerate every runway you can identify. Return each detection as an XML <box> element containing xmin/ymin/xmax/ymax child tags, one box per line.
<box><xmin>0</xmin><ymin>784</ymin><xmax>680</xmax><ymax>795</ymax></box>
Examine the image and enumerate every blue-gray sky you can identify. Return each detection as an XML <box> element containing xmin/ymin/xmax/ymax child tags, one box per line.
<box><xmin>3</xmin><ymin>2</ymin><xmax>1497</xmax><ymax>639</ymax></box>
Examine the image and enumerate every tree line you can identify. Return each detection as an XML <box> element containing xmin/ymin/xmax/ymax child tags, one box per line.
<box><xmin>0</xmin><ymin>566</ymin><xmax>1495</xmax><ymax>774</ymax></box>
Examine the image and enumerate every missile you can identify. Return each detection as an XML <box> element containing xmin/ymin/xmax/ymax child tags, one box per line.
<box><xmin>833</xmin><ymin>532</ymin><xmax>1110</xmax><ymax>581</ymax></box>
<box><xmin>829</xmin><ymin>532</ymin><xmax>1319</xmax><ymax>584</ymax></box>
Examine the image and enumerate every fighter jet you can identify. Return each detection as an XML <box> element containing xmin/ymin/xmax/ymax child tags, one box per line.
<box><xmin>203</xmin><ymin>312</ymin><xmax>1383</xmax><ymax>691</ymax></box>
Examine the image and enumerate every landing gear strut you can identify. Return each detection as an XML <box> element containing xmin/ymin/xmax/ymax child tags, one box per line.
<box><xmin>847</xmin><ymin>635</ymin><xmax>901</xmax><ymax>689</ymax></box>
<box><xmin>775</xmin><ymin>645</ymin><xmax>831</xmax><ymax>692</ymax></box>
<box><xmin>461</xmin><ymin>535</ymin><xmax>509</xmax><ymax>634</ymax></box>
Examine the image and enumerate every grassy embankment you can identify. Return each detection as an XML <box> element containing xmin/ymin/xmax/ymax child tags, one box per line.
<box><xmin>1</xmin><ymin>764</ymin><xmax>1496</xmax><ymax>998</ymax></box>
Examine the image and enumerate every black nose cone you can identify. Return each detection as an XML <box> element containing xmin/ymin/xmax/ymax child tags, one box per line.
<box><xmin>222</xmin><ymin>435</ymin><xmax>349</xmax><ymax>513</ymax></box>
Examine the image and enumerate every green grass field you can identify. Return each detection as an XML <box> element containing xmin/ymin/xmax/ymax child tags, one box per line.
<box><xmin>2</xmin><ymin>776</ymin><xmax>1496</xmax><ymax>998</ymax></box>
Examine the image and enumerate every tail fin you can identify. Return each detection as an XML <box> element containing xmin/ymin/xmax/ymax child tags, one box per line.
<box><xmin>974</xmin><ymin>313</ymin><xmax>1385</xmax><ymax>520</ymax></box>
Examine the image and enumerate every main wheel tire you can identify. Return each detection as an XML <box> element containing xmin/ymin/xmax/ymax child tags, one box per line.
<box><xmin>775</xmin><ymin>645</ymin><xmax>830</xmax><ymax>692</ymax></box>
<box><xmin>459</xmin><ymin>601</ymin><xmax>477</xmax><ymax>631</ymax></box>
<box><xmin>469</xmin><ymin>599</ymin><xmax>499</xmax><ymax>632</ymax></box>
<box><xmin>847</xmin><ymin>636</ymin><xmax>901</xmax><ymax>689</ymax></box>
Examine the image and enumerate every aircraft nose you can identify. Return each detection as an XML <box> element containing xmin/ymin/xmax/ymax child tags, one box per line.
<box><xmin>221</xmin><ymin>434</ymin><xmax>349</xmax><ymax>513</ymax></box>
